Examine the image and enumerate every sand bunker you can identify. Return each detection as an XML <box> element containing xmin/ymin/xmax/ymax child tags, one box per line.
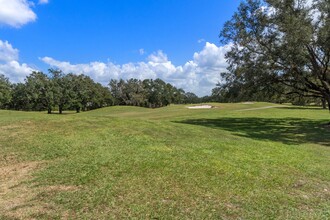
<box><xmin>187</xmin><ymin>105</ymin><xmax>214</xmax><ymax>109</ymax></box>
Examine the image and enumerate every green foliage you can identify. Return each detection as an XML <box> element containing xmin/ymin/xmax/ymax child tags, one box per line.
<box><xmin>2</xmin><ymin>69</ymin><xmax>114</xmax><ymax>113</ymax></box>
<box><xmin>0</xmin><ymin>74</ymin><xmax>12</xmax><ymax>109</ymax></box>
<box><xmin>216</xmin><ymin>0</ymin><xmax>330</xmax><ymax>107</ymax></box>
<box><xmin>109</xmin><ymin>78</ymin><xmax>199</xmax><ymax>108</ymax></box>
<box><xmin>25</xmin><ymin>71</ymin><xmax>54</xmax><ymax>112</ymax></box>
<box><xmin>1</xmin><ymin>70</ymin><xmax>200</xmax><ymax>113</ymax></box>
<box><xmin>183</xmin><ymin>92</ymin><xmax>200</xmax><ymax>104</ymax></box>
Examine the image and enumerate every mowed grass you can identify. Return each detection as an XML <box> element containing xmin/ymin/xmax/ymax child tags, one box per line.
<box><xmin>0</xmin><ymin>103</ymin><xmax>329</xmax><ymax>219</ymax></box>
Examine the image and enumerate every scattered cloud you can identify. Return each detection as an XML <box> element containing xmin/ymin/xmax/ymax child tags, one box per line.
<box><xmin>0</xmin><ymin>40</ymin><xmax>35</xmax><ymax>82</ymax></box>
<box><xmin>38</xmin><ymin>0</ymin><xmax>49</xmax><ymax>4</ymax></box>
<box><xmin>41</xmin><ymin>42</ymin><xmax>232</xmax><ymax>96</ymax></box>
<box><xmin>198</xmin><ymin>38</ymin><xmax>205</xmax><ymax>43</ymax></box>
<box><xmin>0</xmin><ymin>40</ymin><xmax>19</xmax><ymax>62</ymax></box>
<box><xmin>0</xmin><ymin>61</ymin><xmax>35</xmax><ymax>82</ymax></box>
<box><xmin>0</xmin><ymin>39</ymin><xmax>232</xmax><ymax>96</ymax></box>
<box><xmin>147</xmin><ymin>50</ymin><xmax>168</xmax><ymax>63</ymax></box>
<box><xmin>139</xmin><ymin>48</ymin><xmax>145</xmax><ymax>55</ymax></box>
<box><xmin>0</xmin><ymin>35</ymin><xmax>233</xmax><ymax>96</ymax></box>
<box><xmin>0</xmin><ymin>0</ymin><xmax>37</xmax><ymax>28</ymax></box>
<box><xmin>193</xmin><ymin>42</ymin><xmax>230</xmax><ymax>68</ymax></box>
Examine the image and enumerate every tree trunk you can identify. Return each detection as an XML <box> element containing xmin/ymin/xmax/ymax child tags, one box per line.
<box><xmin>59</xmin><ymin>105</ymin><xmax>63</xmax><ymax>114</ymax></box>
<box><xmin>47</xmin><ymin>107</ymin><xmax>52</xmax><ymax>114</ymax></box>
<box><xmin>325</xmin><ymin>95</ymin><xmax>330</xmax><ymax>113</ymax></box>
<box><xmin>76</xmin><ymin>107</ymin><xmax>80</xmax><ymax>113</ymax></box>
<box><xmin>321</xmin><ymin>98</ymin><xmax>327</xmax><ymax>109</ymax></box>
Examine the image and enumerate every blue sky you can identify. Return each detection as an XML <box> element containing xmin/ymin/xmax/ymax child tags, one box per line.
<box><xmin>0</xmin><ymin>0</ymin><xmax>241</xmax><ymax>96</ymax></box>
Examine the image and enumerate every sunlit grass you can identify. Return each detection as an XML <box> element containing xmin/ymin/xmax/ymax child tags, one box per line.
<box><xmin>0</xmin><ymin>103</ymin><xmax>329</xmax><ymax>219</ymax></box>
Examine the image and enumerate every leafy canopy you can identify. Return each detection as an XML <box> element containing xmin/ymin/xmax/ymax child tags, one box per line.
<box><xmin>219</xmin><ymin>0</ymin><xmax>330</xmax><ymax>106</ymax></box>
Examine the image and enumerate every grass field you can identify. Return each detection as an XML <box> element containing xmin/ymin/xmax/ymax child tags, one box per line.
<box><xmin>0</xmin><ymin>102</ymin><xmax>329</xmax><ymax>219</ymax></box>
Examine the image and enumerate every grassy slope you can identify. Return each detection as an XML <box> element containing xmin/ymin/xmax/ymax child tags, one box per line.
<box><xmin>0</xmin><ymin>103</ymin><xmax>329</xmax><ymax>219</ymax></box>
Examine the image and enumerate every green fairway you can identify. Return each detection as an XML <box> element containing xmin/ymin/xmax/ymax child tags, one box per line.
<box><xmin>0</xmin><ymin>103</ymin><xmax>329</xmax><ymax>219</ymax></box>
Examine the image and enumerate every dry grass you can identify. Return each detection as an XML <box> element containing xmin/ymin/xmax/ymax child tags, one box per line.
<box><xmin>0</xmin><ymin>161</ymin><xmax>80</xmax><ymax>219</ymax></box>
<box><xmin>0</xmin><ymin>161</ymin><xmax>46</xmax><ymax>219</ymax></box>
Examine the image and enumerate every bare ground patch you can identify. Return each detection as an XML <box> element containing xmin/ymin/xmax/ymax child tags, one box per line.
<box><xmin>0</xmin><ymin>161</ymin><xmax>79</xmax><ymax>219</ymax></box>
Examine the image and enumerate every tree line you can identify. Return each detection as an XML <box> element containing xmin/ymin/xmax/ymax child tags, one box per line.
<box><xmin>0</xmin><ymin>69</ymin><xmax>201</xmax><ymax>113</ymax></box>
<box><xmin>109</xmin><ymin>78</ymin><xmax>201</xmax><ymax>108</ymax></box>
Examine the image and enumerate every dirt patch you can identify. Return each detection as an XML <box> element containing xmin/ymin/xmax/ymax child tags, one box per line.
<box><xmin>0</xmin><ymin>161</ymin><xmax>79</xmax><ymax>219</ymax></box>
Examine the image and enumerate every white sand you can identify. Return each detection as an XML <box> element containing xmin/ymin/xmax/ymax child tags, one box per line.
<box><xmin>187</xmin><ymin>105</ymin><xmax>213</xmax><ymax>109</ymax></box>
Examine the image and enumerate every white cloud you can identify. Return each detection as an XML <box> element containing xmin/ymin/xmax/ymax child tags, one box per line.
<box><xmin>41</xmin><ymin>42</ymin><xmax>232</xmax><ymax>96</ymax></box>
<box><xmin>0</xmin><ymin>60</ymin><xmax>35</xmax><ymax>82</ymax></box>
<box><xmin>38</xmin><ymin>0</ymin><xmax>49</xmax><ymax>4</ymax></box>
<box><xmin>0</xmin><ymin>0</ymin><xmax>37</xmax><ymax>27</ymax></box>
<box><xmin>198</xmin><ymin>39</ymin><xmax>205</xmax><ymax>43</ymax></box>
<box><xmin>193</xmin><ymin>42</ymin><xmax>231</xmax><ymax>68</ymax></box>
<box><xmin>139</xmin><ymin>48</ymin><xmax>145</xmax><ymax>55</ymax></box>
<box><xmin>147</xmin><ymin>50</ymin><xmax>168</xmax><ymax>63</ymax></box>
<box><xmin>0</xmin><ymin>40</ymin><xmax>19</xmax><ymax>62</ymax></box>
<box><xmin>0</xmin><ymin>40</ymin><xmax>35</xmax><ymax>82</ymax></box>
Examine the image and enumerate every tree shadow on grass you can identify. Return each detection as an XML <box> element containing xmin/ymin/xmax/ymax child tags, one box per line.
<box><xmin>176</xmin><ymin>117</ymin><xmax>330</xmax><ymax>147</ymax></box>
<box><xmin>44</xmin><ymin>112</ymin><xmax>75</xmax><ymax>115</ymax></box>
<box><xmin>277</xmin><ymin>106</ymin><xmax>327</xmax><ymax>111</ymax></box>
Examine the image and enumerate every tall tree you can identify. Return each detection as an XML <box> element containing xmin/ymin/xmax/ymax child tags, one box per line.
<box><xmin>220</xmin><ymin>0</ymin><xmax>330</xmax><ymax>108</ymax></box>
<box><xmin>10</xmin><ymin>83</ymin><xmax>29</xmax><ymax>110</ymax></box>
<box><xmin>183</xmin><ymin>92</ymin><xmax>200</xmax><ymax>104</ymax></box>
<box><xmin>124</xmin><ymin>79</ymin><xmax>146</xmax><ymax>106</ymax></box>
<box><xmin>109</xmin><ymin>79</ymin><xmax>127</xmax><ymax>105</ymax></box>
<box><xmin>49</xmin><ymin>69</ymin><xmax>71</xmax><ymax>114</ymax></box>
<box><xmin>25</xmin><ymin>71</ymin><xmax>54</xmax><ymax>113</ymax></box>
<box><xmin>0</xmin><ymin>75</ymin><xmax>12</xmax><ymax>109</ymax></box>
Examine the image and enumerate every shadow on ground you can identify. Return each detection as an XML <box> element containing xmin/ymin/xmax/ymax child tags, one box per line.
<box><xmin>176</xmin><ymin>117</ymin><xmax>330</xmax><ymax>146</ymax></box>
<box><xmin>277</xmin><ymin>106</ymin><xmax>327</xmax><ymax>111</ymax></box>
